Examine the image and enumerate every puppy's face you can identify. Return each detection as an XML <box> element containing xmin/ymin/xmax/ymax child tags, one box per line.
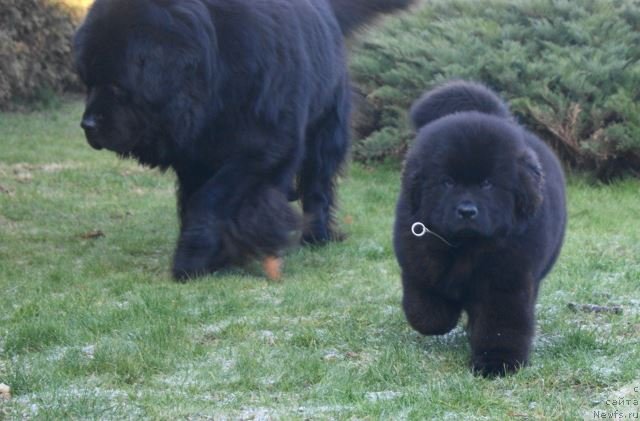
<box><xmin>405</xmin><ymin>114</ymin><xmax>544</xmax><ymax>241</ymax></box>
<box><xmin>424</xmin><ymin>173</ymin><xmax>514</xmax><ymax>240</ymax></box>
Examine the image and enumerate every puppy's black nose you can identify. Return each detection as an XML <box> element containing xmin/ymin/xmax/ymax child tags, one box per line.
<box><xmin>81</xmin><ymin>116</ymin><xmax>98</xmax><ymax>133</ymax></box>
<box><xmin>456</xmin><ymin>202</ymin><xmax>478</xmax><ymax>219</ymax></box>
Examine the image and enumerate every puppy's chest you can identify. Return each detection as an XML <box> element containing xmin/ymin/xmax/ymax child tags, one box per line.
<box><xmin>429</xmin><ymin>249</ymin><xmax>492</xmax><ymax>300</ymax></box>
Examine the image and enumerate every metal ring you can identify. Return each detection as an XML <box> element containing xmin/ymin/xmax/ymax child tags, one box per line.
<box><xmin>411</xmin><ymin>222</ymin><xmax>427</xmax><ymax>237</ymax></box>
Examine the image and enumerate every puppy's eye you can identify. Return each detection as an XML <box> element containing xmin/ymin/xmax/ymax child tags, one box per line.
<box><xmin>481</xmin><ymin>179</ymin><xmax>493</xmax><ymax>189</ymax></box>
<box><xmin>442</xmin><ymin>177</ymin><xmax>454</xmax><ymax>188</ymax></box>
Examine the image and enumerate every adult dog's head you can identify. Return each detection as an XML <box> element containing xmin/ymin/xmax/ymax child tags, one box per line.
<box><xmin>403</xmin><ymin>112</ymin><xmax>544</xmax><ymax>241</ymax></box>
<box><xmin>73</xmin><ymin>0</ymin><xmax>217</xmax><ymax>161</ymax></box>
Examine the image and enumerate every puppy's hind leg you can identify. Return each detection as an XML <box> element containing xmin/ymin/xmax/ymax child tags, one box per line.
<box><xmin>299</xmin><ymin>88</ymin><xmax>350</xmax><ymax>244</ymax></box>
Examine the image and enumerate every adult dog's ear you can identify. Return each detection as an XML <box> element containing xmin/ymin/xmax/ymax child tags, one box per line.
<box><xmin>127</xmin><ymin>1</ymin><xmax>218</xmax><ymax>146</ymax></box>
<box><xmin>130</xmin><ymin>39</ymin><xmax>211</xmax><ymax>146</ymax></box>
<box><xmin>515</xmin><ymin>147</ymin><xmax>544</xmax><ymax>219</ymax></box>
<box><xmin>128</xmin><ymin>0</ymin><xmax>217</xmax><ymax>105</ymax></box>
<box><xmin>129</xmin><ymin>40</ymin><xmax>199</xmax><ymax>104</ymax></box>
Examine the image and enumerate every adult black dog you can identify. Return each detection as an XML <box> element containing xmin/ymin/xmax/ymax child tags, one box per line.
<box><xmin>74</xmin><ymin>0</ymin><xmax>413</xmax><ymax>281</ymax></box>
<box><xmin>393</xmin><ymin>81</ymin><xmax>567</xmax><ymax>376</ymax></box>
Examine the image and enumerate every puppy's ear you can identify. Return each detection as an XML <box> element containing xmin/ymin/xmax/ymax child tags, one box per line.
<box><xmin>402</xmin><ymin>161</ymin><xmax>424</xmax><ymax>215</ymax></box>
<box><xmin>515</xmin><ymin>147</ymin><xmax>545</xmax><ymax>219</ymax></box>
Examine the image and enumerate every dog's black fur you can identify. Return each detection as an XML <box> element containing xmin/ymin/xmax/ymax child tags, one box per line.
<box><xmin>74</xmin><ymin>0</ymin><xmax>413</xmax><ymax>281</ymax></box>
<box><xmin>394</xmin><ymin>81</ymin><xmax>567</xmax><ymax>376</ymax></box>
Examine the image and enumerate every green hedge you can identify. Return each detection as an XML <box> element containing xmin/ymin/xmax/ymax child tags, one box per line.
<box><xmin>350</xmin><ymin>0</ymin><xmax>640</xmax><ymax>179</ymax></box>
<box><xmin>0</xmin><ymin>0</ymin><xmax>82</xmax><ymax>109</ymax></box>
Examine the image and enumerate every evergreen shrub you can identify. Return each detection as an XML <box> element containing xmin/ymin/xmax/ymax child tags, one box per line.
<box><xmin>351</xmin><ymin>0</ymin><xmax>640</xmax><ymax>179</ymax></box>
<box><xmin>0</xmin><ymin>0</ymin><xmax>85</xmax><ymax>109</ymax></box>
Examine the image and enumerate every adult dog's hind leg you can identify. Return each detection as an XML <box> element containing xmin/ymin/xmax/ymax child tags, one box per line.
<box><xmin>299</xmin><ymin>92</ymin><xmax>350</xmax><ymax>244</ymax></box>
<box><xmin>172</xmin><ymin>136</ymin><xmax>302</xmax><ymax>281</ymax></box>
<box><xmin>172</xmin><ymin>163</ymin><xmax>254</xmax><ymax>281</ymax></box>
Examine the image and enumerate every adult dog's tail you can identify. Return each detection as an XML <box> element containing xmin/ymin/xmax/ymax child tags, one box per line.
<box><xmin>410</xmin><ymin>81</ymin><xmax>512</xmax><ymax>129</ymax></box>
<box><xmin>329</xmin><ymin>0</ymin><xmax>415</xmax><ymax>35</ymax></box>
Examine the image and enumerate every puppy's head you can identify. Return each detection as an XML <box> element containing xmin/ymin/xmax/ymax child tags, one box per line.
<box><xmin>403</xmin><ymin>112</ymin><xmax>544</xmax><ymax>241</ymax></box>
<box><xmin>73</xmin><ymin>0</ymin><xmax>216</xmax><ymax>157</ymax></box>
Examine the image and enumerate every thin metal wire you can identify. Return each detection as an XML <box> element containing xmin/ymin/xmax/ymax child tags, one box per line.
<box><xmin>410</xmin><ymin>222</ymin><xmax>457</xmax><ymax>247</ymax></box>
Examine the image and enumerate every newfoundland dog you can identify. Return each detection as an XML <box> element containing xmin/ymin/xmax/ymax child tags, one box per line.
<box><xmin>73</xmin><ymin>0</ymin><xmax>413</xmax><ymax>281</ymax></box>
<box><xmin>394</xmin><ymin>81</ymin><xmax>567</xmax><ymax>376</ymax></box>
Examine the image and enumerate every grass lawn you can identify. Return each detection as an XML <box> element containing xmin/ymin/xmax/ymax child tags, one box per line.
<box><xmin>1</xmin><ymin>101</ymin><xmax>639</xmax><ymax>420</ymax></box>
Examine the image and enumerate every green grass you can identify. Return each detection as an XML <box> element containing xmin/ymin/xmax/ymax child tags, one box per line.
<box><xmin>1</xmin><ymin>101</ymin><xmax>639</xmax><ymax>420</ymax></box>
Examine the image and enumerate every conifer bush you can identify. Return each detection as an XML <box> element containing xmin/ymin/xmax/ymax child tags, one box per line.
<box><xmin>0</xmin><ymin>0</ymin><xmax>84</xmax><ymax>109</ymax></box>
<box><xmin>351</xmin><ymin>0</ymin><xmax>640</xmax><ymax>179</ymax></box>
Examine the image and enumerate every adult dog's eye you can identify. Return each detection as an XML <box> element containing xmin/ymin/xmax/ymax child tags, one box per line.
<box><xmin>109</xmin><ymin>84</ymin><xmax>129</xmax><ymax>102</ymax></box>
<box><xmin>481</xmin><ymin>179</ymin><xmax>493</xmax><ymax>189</ymax></box>
<box><xmin>442</xmin><ymin>177</ymin><xmax>454</xmax><ymax>188</ymax></box>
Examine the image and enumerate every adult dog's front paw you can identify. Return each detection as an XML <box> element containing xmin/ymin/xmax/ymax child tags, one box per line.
<box><xmin>302</xmin><ymin>217</ymin><xmax>345</xmax><ymax>245</ymax></box>
<box><xmin>471</xmin><ymin>351</ymin><xmax>526</xmax><ymax>377</ymax></box>
<box><xmin>172</xmin><ymin>227</ymin><xmax>221</xmax><ymax>282</ymax></box>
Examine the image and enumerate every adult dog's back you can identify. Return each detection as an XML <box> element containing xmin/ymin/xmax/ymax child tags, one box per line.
<box><xmin>329</xmin><ymin>0</ymin><xmax>415</xmax><ymax>34</ymax></box>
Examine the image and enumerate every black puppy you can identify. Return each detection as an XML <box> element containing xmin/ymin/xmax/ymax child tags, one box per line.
<box><xmin>394</xmin><ymin>81</ymin><xmax>567</xmax><ymax>376</ymax></box>
<box><xmin>74</xmin><ymin>0</ymin><xmax>413</xmax><ymax>280</ymax></box>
